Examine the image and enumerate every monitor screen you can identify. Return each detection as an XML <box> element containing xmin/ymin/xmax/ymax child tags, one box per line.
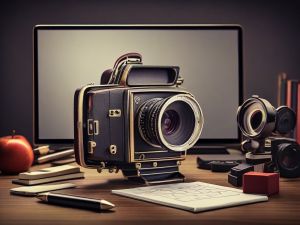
<box><xmin>34</xmin><ymin>25</ymin><xmax>243</xmax><ymax>145</ymax></box>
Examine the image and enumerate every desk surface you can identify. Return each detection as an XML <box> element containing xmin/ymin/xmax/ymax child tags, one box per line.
<box><xmin>1</xmin><ymin>155</ymin><xmax>300</xmax><ymax>225</ymax></box>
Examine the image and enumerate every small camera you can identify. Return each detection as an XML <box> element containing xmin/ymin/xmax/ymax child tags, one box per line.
<box><xmin>74</xmin><ymin>53</ymin><xmax>204</xmax><ymax>184</ymax></box>
<box><xmin>237</xmin><ymin>95</ymin><xmax>300</xmax><ymax>178</ymax></box>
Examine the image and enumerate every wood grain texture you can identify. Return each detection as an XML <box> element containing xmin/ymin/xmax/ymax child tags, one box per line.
<box><xmin>1</xmin><ymin>155</ymin><xmax>300</xmax><ymax>225</ymax></box>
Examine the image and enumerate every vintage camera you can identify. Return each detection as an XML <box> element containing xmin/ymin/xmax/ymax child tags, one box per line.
<box><xmin>74</xmin><ymin>53</ymin><xmax>204</xmax><ymax>184</ymax></box>
<box><xmin>237</xmin><ymin>95</ymin><xmax>300</xmax><ymax>178</ymax></box>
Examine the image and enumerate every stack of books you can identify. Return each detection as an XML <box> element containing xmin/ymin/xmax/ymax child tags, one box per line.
<box><xmin>277</xmin><ymin>73</ymin><xmax>300</xmax><ymax>143</ymax></box>
<box><xmin>12</xmin><ymin>165</ymin><xmax>84</xmax><ymax>185</ymax></box>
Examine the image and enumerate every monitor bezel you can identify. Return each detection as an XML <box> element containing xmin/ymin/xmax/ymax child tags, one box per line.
<box><xmin>33</xmin><ymin>24</ymin><xmax>243</xmax><ymax>146</ymax></box>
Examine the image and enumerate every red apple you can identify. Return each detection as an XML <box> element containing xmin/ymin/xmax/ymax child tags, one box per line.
<box><xmin>0</xmin><ymin>131</ymin><xmax>34</xmax><ymax>174</ymax></box>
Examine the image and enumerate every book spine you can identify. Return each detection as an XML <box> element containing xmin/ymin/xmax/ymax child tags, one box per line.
<box><xmin>277</xmin><ymin>73</ymin><xmax>287</xmax><ymax>106</ymax></box>
<box><xmin>287</xmin><ymin>80</ymin><xmax>298</xmax><ymax>138</ymax></box>
<box><xmin>286</xmin><ymin>80</ymin><xmax>292</xmax><ymax>108</ymax></box>
<box><xmin>297</xmin><ymin>82</ymin><xmax>300</xmax><ymax>144</ymax></box>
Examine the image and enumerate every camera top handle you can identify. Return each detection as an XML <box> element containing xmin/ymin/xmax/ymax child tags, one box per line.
<box><xmin>100</xmin><ymin>53</ymin><xmax>142</xmax><ymax>85</ymax></box>
<box><xmin>100</xmin><ymin>52</ymin><xmax>181</xmax><ymax>87</ymax></box>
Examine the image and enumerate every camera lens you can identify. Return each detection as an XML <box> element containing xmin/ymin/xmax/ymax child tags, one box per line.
<box><xmin>281</xmin><ymin>149</ymin><xmax>298</xmax><ymax>169</ymax></box>
<box><xmin>275</xmin><ymin>106</ymin><xmax>296</xmax><ymax>135</ymax></box>
<box><xmin>138</xmin><ymin>94</ymin><xmax>203</xmax><ymax>151</ymax></box>
<box><xmin>250</xmin><ymin>110</ymin><xmax>263</xmax><ymax>130</ymax></box>
<box><xmin>237</xmin><ymin>97</ymin><xmax>276</xmax><ymax>138</ymax></box>
<box><xmin>277</xmin><ymin>143</ymin><xmax>300</xmax><ymax>178</ymax></box>
<box><xmin>243</xmin><ymin>103</ymin><xmax>266</xmax><ymax>136</ymax></box>
<box><xmin>162</xmin><ymin>110</ymin><xmax>180</xmax><ymax>135</ymax></box>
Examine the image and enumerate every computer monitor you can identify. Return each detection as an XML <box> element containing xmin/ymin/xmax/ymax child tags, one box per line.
<box><xmin>34</xmin><ymin>24</ymin><xmax>243</xmax><ymax>146</ymax></box>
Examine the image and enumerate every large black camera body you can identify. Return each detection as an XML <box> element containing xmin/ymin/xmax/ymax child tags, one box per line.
<box><xmin>74</xmin><ymin>54</ymin><xmax>204</xmax><ymax>184</ymax></box>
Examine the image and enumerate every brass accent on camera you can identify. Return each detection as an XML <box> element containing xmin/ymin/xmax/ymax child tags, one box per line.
<box><xmin>97</xmin><ymin>162</ymin><xmax>106</xmax><ymax>173</ymax></box>
<box><xmin>135</xmin><ymin>163</ymin><xmax>141</xmax><ymax>169</ymax></box>
<box><xmin>119</xmin><ymin>65</ymin><xmax>133</xmax><ymax>86</ymax></box>
<box><xmin>88</xmin><ymin>141</ymin><xmax>96</xmax><ymax>154</ymax></box>
<box><xmin>109</xmin><ymin>109</ymin><xmax>122</xmax><ymax>117</ymax></box>
<box><xmin>176</xmin><ymin>77</ymin><xmax>184</xmax><ymax>86</ymax></box>
<box><xmin>135</xmin><ymin>157</ymin><xmax>186</xmax><ymax>163</ymax></box>
<box><xmin>109</xmin><ymin>145</ymin><xmax>117</xmax><ymax>155</ymax></box>
<box><xmin>87</xmin><ymin>119</ymin><xmax>93</xmax><ymax>135</ymax></box>
<box><xmin>87</xmin><ymin>119</ymin><xmax>99</xmax><ymax>135</ymax></box>
<box><xmin>265</xmin><ymin>138</ymin><xmax>272</xmax><ymax>148</ymax></box>
<box><xmin>139</xmin><ymin>154</ymin><xmax>146</xmax><ymax>160</ymax></box>
<box><xmin>129</xmin><ymin>91</ymin><xmax>135</xmax><ymax>162</ymax></box>
<box><xmin>135</xmin><ymin>150</ymin><xmax>167</xmax><ymax>154</ymax></box>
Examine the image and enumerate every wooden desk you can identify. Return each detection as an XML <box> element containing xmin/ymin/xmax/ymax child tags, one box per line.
<box><xmin>1</xmin><ymin>155</ymin><xmax>300</xmax><ymax>225</ymax></box>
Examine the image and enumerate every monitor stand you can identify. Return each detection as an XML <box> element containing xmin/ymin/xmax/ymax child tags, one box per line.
<box><xmin>188</xmin><ymin>146</ymin><xmax>230</xmax><ymax>154</ymax></box>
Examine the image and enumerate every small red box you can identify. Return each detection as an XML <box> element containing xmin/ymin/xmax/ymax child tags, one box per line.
<box><xmin>243</xmin><ymin>172</ymin><xmax>279</xmax><ymax>196</ymax></box>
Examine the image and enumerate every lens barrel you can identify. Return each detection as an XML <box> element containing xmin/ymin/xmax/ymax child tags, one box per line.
<box><xmin>276</xmin><ymin>142</ymin><xmax>300</xmax><ymax>178</ymax></box>
<box><xmin>237</xmin><ymin>97</ymin><xmax>276</xmax><ymax>139</ymax></box>
<box><xmin>275</xmin><ymin>106</ymin><xmax>296</xmax><ymax>135</ymax></box>
<box><xmin>138</xmin><ymin>94</ymin><xmax>203</xmax><ymax>151</ymax></box>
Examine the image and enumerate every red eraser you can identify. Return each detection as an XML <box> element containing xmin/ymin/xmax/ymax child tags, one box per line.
<box><xmin>243</xmin><ymin>172</ymin><xmax>279</xmax><ymax>196</ymax></box>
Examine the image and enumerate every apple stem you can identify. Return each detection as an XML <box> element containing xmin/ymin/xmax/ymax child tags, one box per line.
<box><xmin>12</xmin><ymin>130</ymin><xmax>16</xmax><ymax>138</ymax></box>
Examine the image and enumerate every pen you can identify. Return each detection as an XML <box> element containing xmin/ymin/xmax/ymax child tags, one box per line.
<box><xmin>37</xmin><ymin>149</ymin><xmax>74</xmax><ymax>164</ymax></box>
<box><xmin>36</xmin><ymin>192</ymin><xmax>115</xmax><ymax>211</ymax></box>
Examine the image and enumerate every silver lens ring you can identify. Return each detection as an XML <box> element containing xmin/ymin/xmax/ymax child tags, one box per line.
<box><xmin>246</xmin><ymin>107</ymin><xmax>266</xmax><ymax>136</ymax></box>
<box><xmin>157</xmin><ymin>94</ymin><xmax>204</xmax><ymax>151</ymax></box>
<box><xmin>238</xmin><ymin>97</ymin><xmax>276</xmax><ymax>139</ymax></box>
